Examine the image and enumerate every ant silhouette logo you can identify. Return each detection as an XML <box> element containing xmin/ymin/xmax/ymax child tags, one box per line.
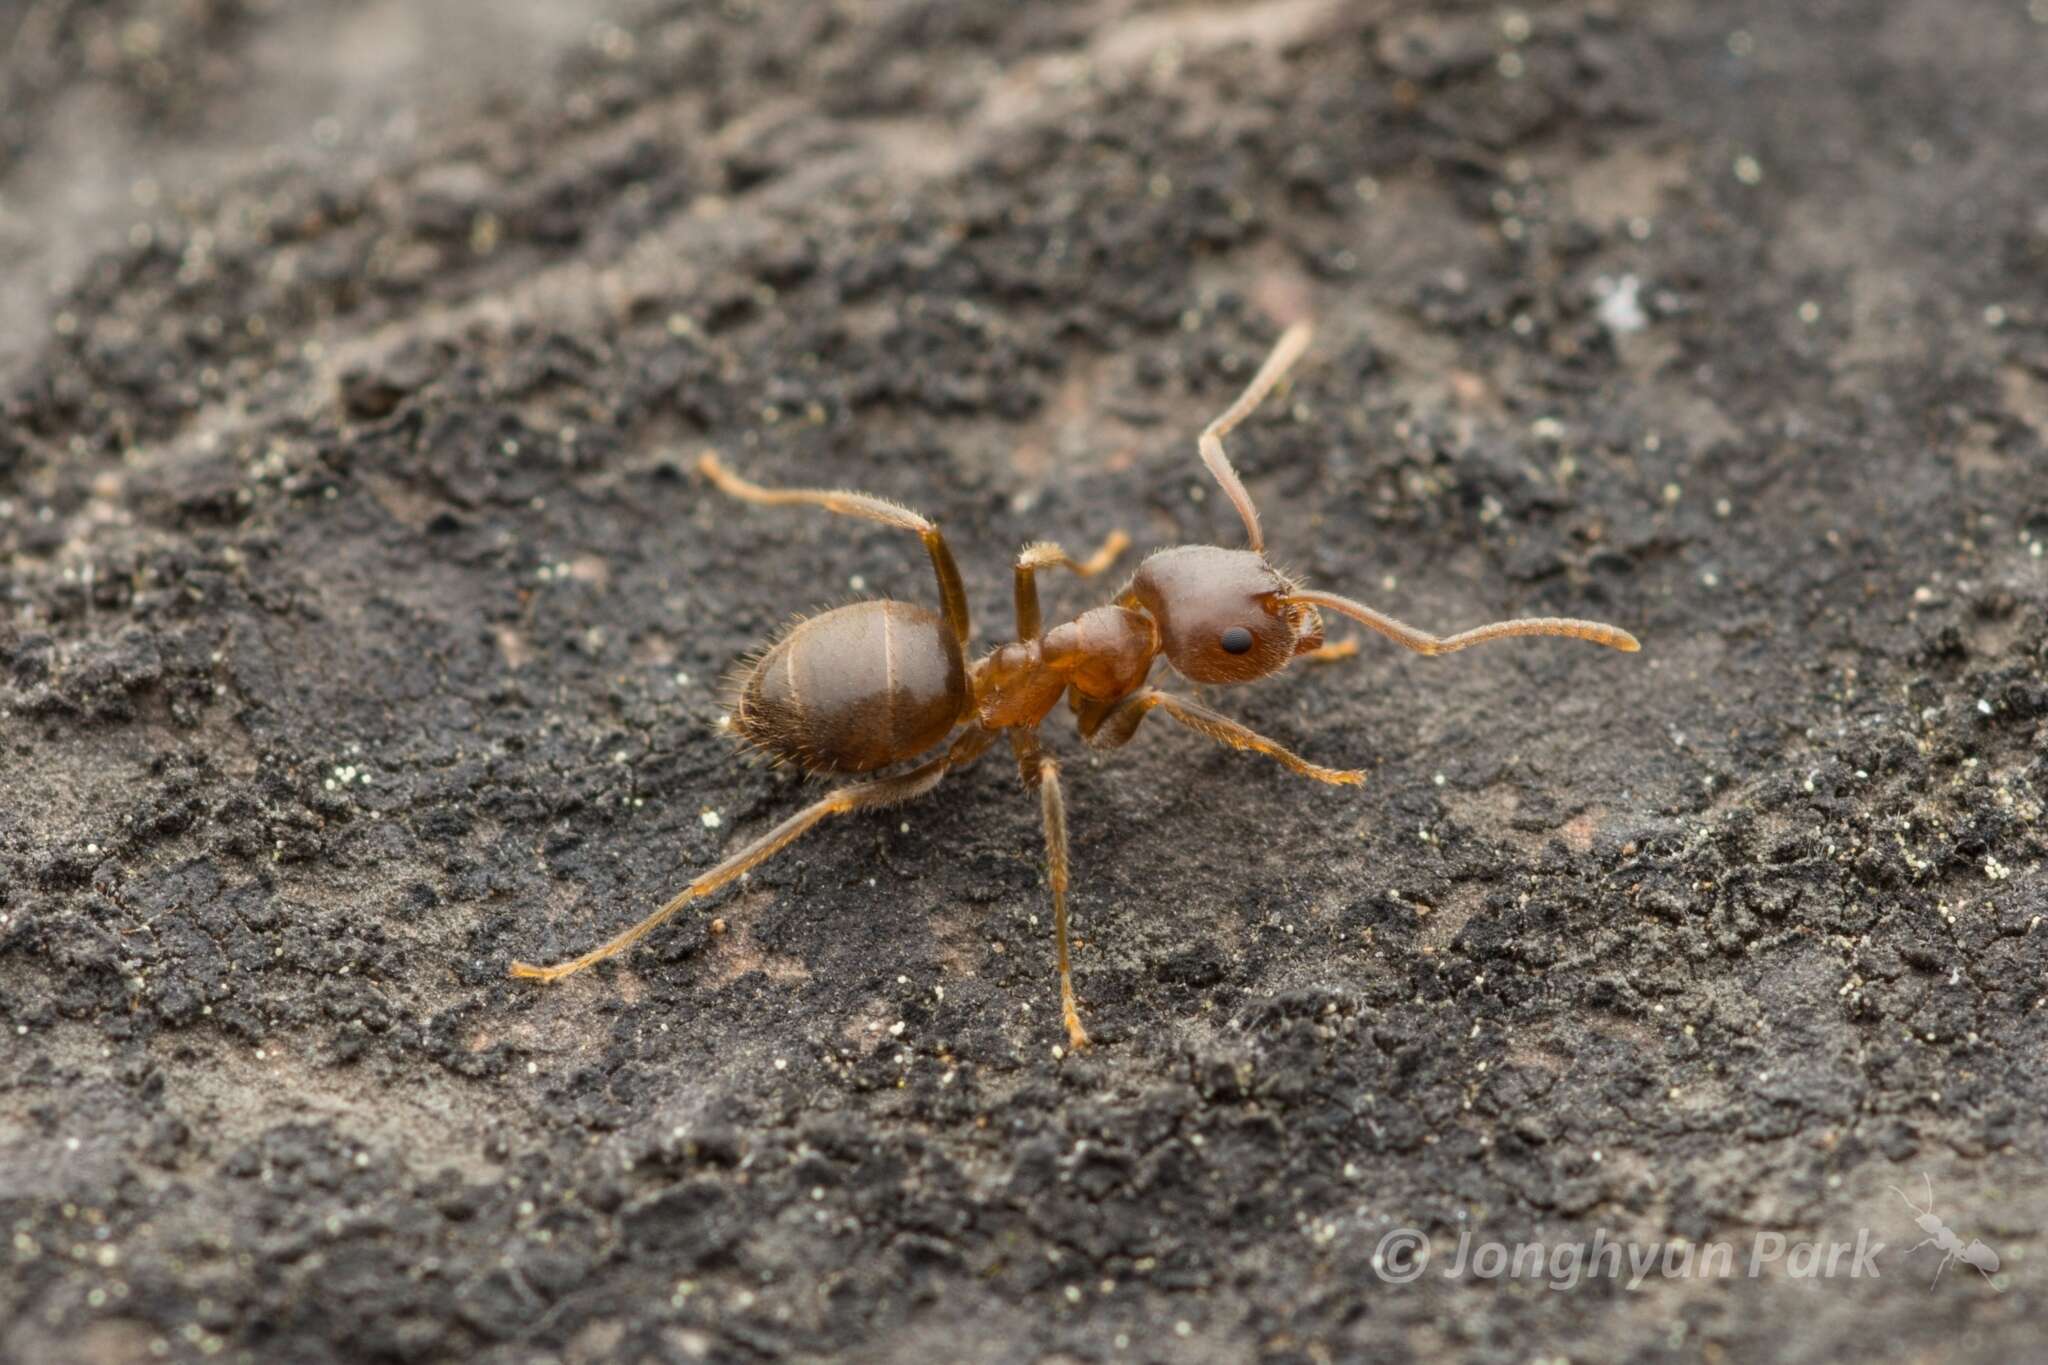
<box><xmin>1890</xmin><ymin>1173</ymin><xmax>2001</xmax><ymax>1291</ymax></box>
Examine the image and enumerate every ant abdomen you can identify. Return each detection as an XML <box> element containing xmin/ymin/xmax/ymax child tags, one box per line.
<box><xmin>732</xmin><ymin>600</ymin><xmax>967</xmax><ymax>773</ymax></box>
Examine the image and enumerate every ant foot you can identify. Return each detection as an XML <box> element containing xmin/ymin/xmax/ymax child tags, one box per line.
<box><xmin>509</xmin><ymin>959</ymin><xmax>583</xmax><ymax>983</ymax></box>
<box><xmin>1303</xmin><ymin>637</ymin><xmax>1360</xmax><ymax>662</ymax></box>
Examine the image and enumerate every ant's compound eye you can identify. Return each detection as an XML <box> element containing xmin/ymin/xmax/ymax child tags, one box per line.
<box><xmin>1220</xmin><ymin>626</ymin><xmax>1255</xmax><ymax>655</ymax></box>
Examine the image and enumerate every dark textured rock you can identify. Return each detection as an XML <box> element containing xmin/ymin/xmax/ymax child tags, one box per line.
<box><xmin>3</xmin><ymin>2</ymin><xmax>2045</xmax><ymax>1362</ymax></box>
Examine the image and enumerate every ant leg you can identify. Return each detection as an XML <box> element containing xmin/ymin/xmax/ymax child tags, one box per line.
<box><xmin>1301</xmin><ymin>638</ymin><xmax>1360</xmax><ymax>662</ymax></box>
<box><xmin>1079</xmin><ymin>689</ymin><xmax>1363</xmax><ymax>786</ymax></box>
<box><xmin>1280</xmin><ymin>588</ymin><xmax>1640</xmax><ymax>655</ymax></box>
<box><xmin>1011</xmin><ymin>730</ymin><xmax>1088</xmax><ymax>1050</ymax></box>
<box><xmin>698</xmin><ymin>450</ymin><xmax>971</xmax><ymax>648</ymax></box>
<box><xmin>1039</xmin><ymin>757</ymin><xmax>1088</xmax><ymax>1052</ymax></box>
<box><xmin>1013</xmin><ymin>531</ymin><xmax>1130</xmax><ymax>638</ymax></box>
<box><xmin>511</xmin><ymin>728</ymin><xmax>995</xmax><ymax>983</ymax></box>
<box><xmin>1198</xmin><ymin>321</ymin><xmax>1312</xmax><ymax>553</ymax></box>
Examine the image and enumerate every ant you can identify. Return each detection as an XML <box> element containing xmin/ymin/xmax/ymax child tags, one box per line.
<box><xmin>1891</xmin><ymin>1173</ymin><xmax>2002</xmax><ymax>1289</ymax></box>
<box><xmin>511</xmin><ymin>322</ymin><xmax>1639</xmax><ymax>1048</ymax></box>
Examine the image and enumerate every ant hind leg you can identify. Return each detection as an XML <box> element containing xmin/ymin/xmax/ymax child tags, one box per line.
<box><xmin>698</xmin><ymin>450</ymin><xmax>972</xmax><ymax>649</ymax></box>
<box><xmin>511</xmin><ymin>728</ymin><xmax>994</xmax><ymax>984</ymax></box>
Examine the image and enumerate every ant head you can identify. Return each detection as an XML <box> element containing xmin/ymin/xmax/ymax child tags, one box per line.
<box><xmin>1121</xmin><ymin>322</ymin><xmax>1324</xmax><ymax>684</ymax></box>
<box><xmin>1121</xmin><ymin>321</ymin><xmax>1637</xmax><ymax>690</ymax></box>
<box><xmin>1124</xmin><ymin>545</ymin><xmax>1324</xmax><ymax>684</ymax></box>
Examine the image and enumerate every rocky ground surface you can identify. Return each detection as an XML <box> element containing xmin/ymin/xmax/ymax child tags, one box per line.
<box><xmin>3</xmin><ymin>1</ymin><xmax>2046</xmax><ymax>1361</ymax></box>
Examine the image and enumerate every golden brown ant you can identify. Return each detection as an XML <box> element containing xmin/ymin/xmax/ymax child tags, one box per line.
<box><xmin>511</xmin><ymin>323</ymin><xmax>1639</xmax><ymax>1048</ymax></box>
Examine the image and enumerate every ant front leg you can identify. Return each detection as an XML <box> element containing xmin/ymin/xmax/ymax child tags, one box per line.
<box><xmin>1011</xmin><ymin>730</ymin><xmax>1089</xmax><ymax>1051</ymax></box>
<box><xmin>1012</xmin><ymin>532</ymin><xmax>1130</xmax><ymax>639</ymax></box>
<box><xmin>1078</xmin><ymin>690</ymin><xmax>1364</xmax><ymax>786</ymax></box>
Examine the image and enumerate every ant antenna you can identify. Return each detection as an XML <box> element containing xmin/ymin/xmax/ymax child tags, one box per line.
<box><xmin>1199</xmin><ymin>321</ymin><xmax>1312</xmax><ymax>554</ymax></box>
<box><xmin>1280</xmin><ymin>588</ymin><xmax>1641</xmax><ymax>656</ymax></box>
<box><xmin>1886</xmin><ymin>1173</ymin><xmax>1931</xmax><ymax>1213</ymax></box>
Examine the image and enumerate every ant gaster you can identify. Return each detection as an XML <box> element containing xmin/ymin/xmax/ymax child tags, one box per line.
<box><xmin>511</xmin><ymin>323</ymin><xmax>1640</xmax><ymax>1048</ymax></box>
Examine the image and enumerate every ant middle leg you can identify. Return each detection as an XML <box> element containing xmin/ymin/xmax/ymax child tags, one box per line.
<box><xmin>698</xmin><ymin>450</ymin><xmax>971</xmax><ymax>648</ymax></box>
<box><xmin>511</xmin><ymin>727</ymin><xmax>995</xmax><ymax>984</ymax></box>
<box><xmin>1012</xmin><ymin>531</ymin><xmax>1130</xmax><ymax>638</ymax></box>
<box><xmin>1011</xmin><ymin>730</ymin><xmax>1088</xmax><ymax>1050</ymax></box>
<box><xmin>1077</xmin><ymin>689</ymin><xmax>1364</xmax><ymax>786</ymax></box>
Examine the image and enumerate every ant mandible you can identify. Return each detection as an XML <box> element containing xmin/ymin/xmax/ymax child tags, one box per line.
<box><xmin>511</xmin><ymin>322</ymin><xmax>1640</xmax><ymax>1049</ymax></box>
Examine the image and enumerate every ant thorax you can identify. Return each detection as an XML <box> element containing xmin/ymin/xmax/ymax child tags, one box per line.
<box><xmin>971</xmin><ymin>605</ymin><xmax>1157</xmax><ymax>730</ymax></box>
<box><xmin>1041</xmin><ymin>605</ymin><xmax>1158</xmax><ymax>700</ymax></box>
